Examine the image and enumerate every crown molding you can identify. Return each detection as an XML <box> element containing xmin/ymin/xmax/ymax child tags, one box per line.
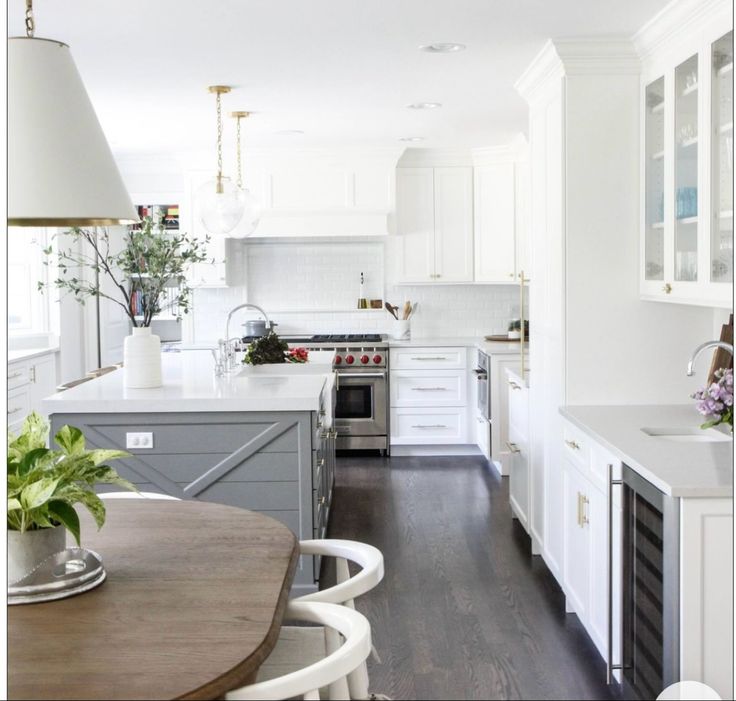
<box><xmin>633</xmin><ymin>0</ymin><xmax>732</xmax><ymax>61</ymax></box>
<box><xmin>472</xmin><ymin>134</ymin><xmax>528</xmax><ymax>165</ymax></box>
<box><xmin>397</xmin><ymin>148</ymin><xmax>474</xmax><ymax>167</ymax></box>
<box><xmin>515</xmin><ymin>37</ymin><xmax>639</xmax><ymax>103</ymax></box>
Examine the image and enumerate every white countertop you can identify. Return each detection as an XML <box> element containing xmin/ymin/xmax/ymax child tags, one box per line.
<box><xmin>388</xmin><ymin>336</ymin><xmax>525</xmax><ymax>356</ymax></box>
<box><xmin>561</xmin><ymin>405</ymin><xmax>733</xmax><ymax>498</ymax></box>
<box><xmin>8</xmin><ymin>346</ymin><xmax>59</xmax><ymax>363</ymax></box>
<box><xmin>43</xmin><ymin>352</ymin><xmax>332</xmax><ymax>414</ymax></box>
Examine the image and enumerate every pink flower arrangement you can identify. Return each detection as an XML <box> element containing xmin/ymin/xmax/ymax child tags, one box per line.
<box><xmin>691</xmin><ymin>367</ymin><xmax>733</xmax><ymax>430</ymax></box>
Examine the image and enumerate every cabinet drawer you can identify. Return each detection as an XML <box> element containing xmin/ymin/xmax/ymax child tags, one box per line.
<box><xmin>390</xmin><ymin>369</ymin><xmax>467</xmax><ymax>407</ymax></box>
<box><xmin>508</xmin><ymin>384</ymin><xmax>528</xmax><ymax>437</ymax></box>
<box><xmin>390</xmin><ymin>347</ymin><xmax>466</xmax><ymax>370</ymax></box>
<box><xmin>561</xmin><ymin>419</ymin><xmax>590</xmax><ymax>468</ymax></box>
<box><xmin>8</xmin><ymin>362</ymin><xmax>30</xmax><ymax>391</ymax></box>
<box><xmin>8</xmin><ymin>386</ymin><xmax>31</xmax><ymax>428</ymax></box>
<box><xmin>390</xmin><ymin>407</ymin><xmax>467</xmax><ymax>444</ymax></box>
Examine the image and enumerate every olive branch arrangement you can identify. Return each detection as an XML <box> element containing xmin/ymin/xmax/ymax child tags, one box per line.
<box><xmin>40</xmin><ymin>217</ymin><xmax>212</xmax><ymax>327</ymax></box>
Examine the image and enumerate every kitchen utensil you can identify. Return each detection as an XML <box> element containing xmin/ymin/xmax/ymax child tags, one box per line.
<box><xmin>402</xmin><ymin>301</ymin><xmax>412</xmax><ymax>320</ymax></box>
<box><xmin>385</xmin><ymin>302</ymin><xmax>398</xmax><ymax>319</ymax></box>
<box><xmin>407</xmin><ymin>302</ymin><xmax>418</xmax><ymax>319</ymax></box>
<box><xmin>242</xmin><ymin>320</ymin><xmax>278</xmax><ymax>337</ymax></box>
<box><xmin>370</xmin><ymin>299</ymin><xmax>383</xmax><ymax>309</ymax></box>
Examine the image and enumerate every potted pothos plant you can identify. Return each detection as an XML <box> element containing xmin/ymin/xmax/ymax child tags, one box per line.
<box><xmin>41</xmin><ymin>216</ymin><xmax>211</xmax><ymax>388</ymax></box>
<box><xmin>7</xmin><ymin>412</ymin><xmax>136</xmax><ymax>584</ymax></box>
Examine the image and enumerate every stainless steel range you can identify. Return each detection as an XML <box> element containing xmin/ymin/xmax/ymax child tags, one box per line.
<box><xmin>240</xmin><ymin>333</ymin><xmax>389</xmax><ymax>453</ymax></box>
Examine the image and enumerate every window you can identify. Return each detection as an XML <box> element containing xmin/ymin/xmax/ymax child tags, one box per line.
<box><xmin>7</xmin><ymin>227</ymin><xmax>51</xmax><ymax>335</ymax></box>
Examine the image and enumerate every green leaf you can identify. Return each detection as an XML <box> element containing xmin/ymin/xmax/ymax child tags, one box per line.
<box><xmin>48</xmin><ymin>500</ymin><xmax>81</xmax><ymax>546</ymax></box>
<box><xmin>7</xmin><ymin>498</ymin><xmax>21</xmax><ymax>512</ymax></box>
<box><xmin>55</xmin><ymin>425</ymin><xmax>85</xmax><ymax>455</ymax></box>
<box><xmin>86</xmin><ymin>449</ymin><xmax>130</xmax><ymax>466</ymax></box>
<box><xmin>73</xmin><ymin>490</ymin><xmax>107</xmax><ymax>530</ymax></box>
<box><xmin>20</xmin><ymin>477</ymin><xmax>60</xmax><ymax>511</ymax></box>
<box><xmin>17</xmin><ymin>447</ymin><xmax>52</xmax><ymax>476</ymax></box>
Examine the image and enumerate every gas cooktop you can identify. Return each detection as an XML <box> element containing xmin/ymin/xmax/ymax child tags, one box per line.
<box><xmin>240</xmin><ymin>333</ymin><xmax>385</xmax><ymax>345</ymax></box>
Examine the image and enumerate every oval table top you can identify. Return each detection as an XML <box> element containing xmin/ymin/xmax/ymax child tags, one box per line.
<box><xmin>8</xmin><ymin>499</ymin><xmax>299</xmax><ymax>701</ymax></box>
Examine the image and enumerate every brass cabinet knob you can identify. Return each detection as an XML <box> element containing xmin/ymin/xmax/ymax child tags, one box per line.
<box><xmin>663</xmin><ymin>283</ymin><xmax>672</xmax><ymax>294</ymax></box>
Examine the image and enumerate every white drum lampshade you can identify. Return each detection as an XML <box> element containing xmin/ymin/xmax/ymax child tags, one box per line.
<box><xmin>8</xmin><ymin>37</ymin><xmax>137</xmax><ymax>226</ymax></box>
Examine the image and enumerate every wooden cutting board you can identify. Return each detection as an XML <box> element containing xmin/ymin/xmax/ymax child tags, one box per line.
<box><xmin>707</xmin><ymin>313</ymin><xmax>733</xmax><ymax>385</ymax></box>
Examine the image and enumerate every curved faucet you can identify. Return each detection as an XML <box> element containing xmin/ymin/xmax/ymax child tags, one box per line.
<box><xmin>221</xmin><ymin>303</ymin><xmax>271</xmax><ymax>372</ymax></box>
<box><xmin>686</xmin><ymin>341</ymin><xmax>734</xmax><ymax>376</ymax></box>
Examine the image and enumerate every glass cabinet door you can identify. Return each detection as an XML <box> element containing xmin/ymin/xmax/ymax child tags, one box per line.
<box><xmin>644</xmin><ymin>77</ymin><xmax>665</xmax><ymax>281</ymax></box>
<box><xmin>711</xmin><ymin>31</ymin><xmax>734</xmax><ymax>284</ymax></box>
<box><xmin>674</xmin><ymin>54</ymin><xmax>699</xmax><ymax>282</ymax></box>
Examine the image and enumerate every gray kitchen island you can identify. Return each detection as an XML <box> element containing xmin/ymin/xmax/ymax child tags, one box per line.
<box><xmin>43</xmin><ymin>352</ymin><xmax>337</xmax><ymax>594</ymax></box>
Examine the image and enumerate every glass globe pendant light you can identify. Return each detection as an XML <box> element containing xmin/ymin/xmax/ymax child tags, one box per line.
<box><xmin>195</xmin><ymin>85</ymin><xmax>245</xmax><ymax>235</ymax></box>
<box><xmin>228</xmin><ymin>111</ymin><xmax>261</xmax><ymax>237</ymax></box>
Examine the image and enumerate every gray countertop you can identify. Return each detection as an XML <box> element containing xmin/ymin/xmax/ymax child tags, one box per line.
<box><xmin>561</xmin><ymin>404</ymin><xmax>733</xmax><ymax>498</ymax></box>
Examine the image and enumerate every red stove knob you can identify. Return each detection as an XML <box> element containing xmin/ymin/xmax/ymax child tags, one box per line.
<box><xmin>373</xmin><ymin>354</ymin><xmax>383</xmax><ymax>364</ymax></box>
<box><xmin>360</xmin><ymin>354</ymin><xmax>370</xmax><ymax>364</ymax></box>
<box><xmin>345</xmin><ymin>355</ymin><xmax>355</xmax><ymax>365</ymax></box>
<box><xmin>335</xmin><ymin>355</ymin><xmax>342</xmax><ymax>364</ymax></box>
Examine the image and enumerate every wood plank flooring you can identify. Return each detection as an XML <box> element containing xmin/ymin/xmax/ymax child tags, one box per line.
<box><xmin>322</xmin><ymin>455</ymin><xmax>622</xmax><ymax>701</ymax></box>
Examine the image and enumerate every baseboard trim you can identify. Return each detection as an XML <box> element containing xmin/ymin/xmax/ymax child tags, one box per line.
<box><xmin>389</xmin><ymin>444</ymin><xmax>484</xmax><ymax>457</ymax></box>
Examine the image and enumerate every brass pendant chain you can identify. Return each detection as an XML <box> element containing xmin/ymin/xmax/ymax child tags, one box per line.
<box><xmin>236</xmin><ymin>115</ymin><xmax>242</xmax><ymax>189</ymax></box>
<box><xmin>25</xmin><ymin>0</ymin><xmax>35</xmax><ymax>37</ymax></box>
<box><xmin>216</xmin><ymin>90</ymin><xmax>223</xmax><ymax>182</ymax></box>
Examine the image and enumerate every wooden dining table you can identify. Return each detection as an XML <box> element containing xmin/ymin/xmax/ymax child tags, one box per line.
<box><xmin>8</xmin><ymin>499</ymin><xmax>299</xmax><ymax>700</ymax></box>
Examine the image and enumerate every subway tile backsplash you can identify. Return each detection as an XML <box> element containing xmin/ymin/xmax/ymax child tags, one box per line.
<box><xmin>190</xmin><ymin>239</ymin><xmax>524</xmax><ymax>342</ymax></box>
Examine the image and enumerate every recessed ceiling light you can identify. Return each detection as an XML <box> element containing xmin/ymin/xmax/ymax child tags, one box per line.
<box><xmin>419</xmin><ymin>43</ymin><xmax>466</xmax><ymax>53</ymax></box>
<box><xmin>274</xmin><ymin>129</ymin><xmax>304</xmax><ymax>136</ymax></box>
<box><xmin>399</xmin><ymin>136</ymin><xmax>425</xmax><ymax>142</ymax></box>
<box><xmin>406</xmin><ymin>102</ymin><xmax>442</xmax><ymax>110</ymax></box>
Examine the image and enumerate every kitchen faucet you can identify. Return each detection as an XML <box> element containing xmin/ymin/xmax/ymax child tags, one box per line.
<box><xmin>686</xmin><ymin>340</ymin><xmax>734</xmax><ymax>376</ymax></box>
<box><xmin>220</xmin><ymin>303</ymin><xmax>271</xmax><ymax>372</ymax></box>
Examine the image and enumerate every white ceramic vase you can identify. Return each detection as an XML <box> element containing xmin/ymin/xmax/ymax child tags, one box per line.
<box><xmin>8</xmin><ymin>526</ymin><xmax>66</xmax><ymax>584</ymax></box>
<box><xmin>124</xmin><ymin>326</ymin><xmax>162</xmax><ymax>388</ymax></box>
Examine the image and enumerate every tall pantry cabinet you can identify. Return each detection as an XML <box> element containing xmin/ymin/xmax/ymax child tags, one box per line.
<box><xmin>515</xmin><ymin>39</ymin><xmax>716</xmax><ymax>587</ymax></box>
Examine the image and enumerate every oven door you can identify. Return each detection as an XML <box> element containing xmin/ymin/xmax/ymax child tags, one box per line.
<box><xmin>334</xmin><ymin>371</ymin><xmax>387</xmax><ymax>438</ymax></box>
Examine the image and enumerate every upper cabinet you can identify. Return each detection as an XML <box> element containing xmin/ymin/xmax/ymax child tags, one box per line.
<box><xmin>395</xmin><ymin>143</ymin><xmax>529</xmax><ymax>284</ymax></box>
<box><xmin>639</xmin><ymin>6</ymin><xmax>733</xmax><ymax>308</ymax></box>
<box><xmin>396</xmin><ymin>166</ymin><xmax>473</xmax><ymax>283</ymax></box>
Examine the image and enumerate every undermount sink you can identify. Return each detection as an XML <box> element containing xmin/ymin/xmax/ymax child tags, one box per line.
<box><xmin>640</xmin><ymin>426</ymin><xmax>732</xmax><ymax>443</ymax></box>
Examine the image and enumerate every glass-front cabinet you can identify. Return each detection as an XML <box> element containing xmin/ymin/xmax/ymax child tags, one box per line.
<box><xmin>640</xmin><ymin>26</ymin><xmax>734</xmax><ymax>307</ymax></box>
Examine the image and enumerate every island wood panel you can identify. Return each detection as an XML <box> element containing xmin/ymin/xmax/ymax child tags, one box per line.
<box><xmin>50</xmin><ymin>411</ymin><xmax>319</xmax><ymax>594</ymax></box>
<box><xmin>8</xmin><ymin>500</ymin><xmax>299</xmax><ymax>701</ymax></box>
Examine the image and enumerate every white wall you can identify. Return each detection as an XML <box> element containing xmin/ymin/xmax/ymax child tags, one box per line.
<box><xmin>189</xmin><ymin>236</ymin><xmax>522</xmax><ymax>342</ymax></box>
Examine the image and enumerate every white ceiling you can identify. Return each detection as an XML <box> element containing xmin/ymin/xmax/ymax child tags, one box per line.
<box><xmin>8</xmin><ymin>0</ymin><xmax>671</xmax><ymax>157</ymax></box>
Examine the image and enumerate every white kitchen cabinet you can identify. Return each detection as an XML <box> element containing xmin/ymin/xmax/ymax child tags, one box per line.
<box><xmin>562</xmin><ymin>457</ymin><xmax>591</xmax><ymax>618</ymax></box>
<box><xmin>506</xmin><ymin>367</ymin><xmax>531</xmax><ymax>533</ymax></box>
<box><xmin>474</xmin><ymin>163</ymin><xmax>516</xmax><ymax>283</ymax></box>
<box><xmin>639</xmin><ymin>6</ymin><xmax>733</xmax><ymax>307</ymax></box>
<box><xmin>389</xmin><ymin>346</ymin><xmax>469</xmax><ymax>447</ymax></box>
<box><xmin>390</xmin><ymin>369</ymin><xmax>467</xmax><ymax>408</ymax></box>
<box><xmin>396</xmin><ymin>167</ymin><xmax>473</xmax><ymax>283</ymax></box>
<box><xmin>493</xmin><ymin>356</ymin><xmax>526</xmax><ymax>476</ymax></box>
<box><xmin>7</xmin><ymin>351</ymin><xmax>59</xmax><ymax>428</ymax></box>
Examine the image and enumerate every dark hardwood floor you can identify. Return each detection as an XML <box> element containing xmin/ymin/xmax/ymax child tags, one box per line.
<box><xmin>322</xmin><ymin>454</ymin><xmax>622</xmax><ymax>701</ymax></box>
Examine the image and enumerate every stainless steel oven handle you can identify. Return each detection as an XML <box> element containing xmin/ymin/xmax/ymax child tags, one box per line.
<box><xmin>336</xmin><ymin>372</ymin><xmax>387</xmax><ymax>379</ymax></box>
<box><xmin>607</xmin><ymin>462</ymin><xmax>623</xmax><ymax>685</ymax></box>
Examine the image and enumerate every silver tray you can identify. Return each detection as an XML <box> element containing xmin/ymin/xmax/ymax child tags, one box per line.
<box><xmin>8</xmin><ymin>548</ymin><xmax>106</xmax><ymax>605</ymax></box>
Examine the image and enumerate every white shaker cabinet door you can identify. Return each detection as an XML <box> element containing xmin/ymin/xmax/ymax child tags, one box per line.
<box><xmin>433</xmin><ymin>167</ymin><xmax>474</xmax><ymax>282</ymax></box>
<box><xmin>562</xmin><ymin>459</ymin><xmax>590</xmax><ymax>619</ymax></box>
<box><xmin>474</xmin><ymin>163</ymin><xmax>516</xmax><ymax>282</ymax></box>
<box><xmin>396</xmin><ymin>168</ymin><xmax>435</xmax><ymax>282</ymax></box>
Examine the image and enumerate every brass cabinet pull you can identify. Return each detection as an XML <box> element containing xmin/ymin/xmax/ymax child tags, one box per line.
<box><xmin>576</xmin><ymin>492</ymin><xmax>582</xmax><ymax>526</ymax></box>
<box><xmin>565</xmin><ymin>439</ymin><xmax>581</xmax><ymax>451</ymax></box>
<box><xmin>508</xmin><ymin>380</ymin><xmax>521</xmax><ymax>390</ymax></box>
<box><xmin>506</xmin><ymin>441</ymin><xmax>521</xmax><ymax>454</ymax></box>
<box><xmin>9</xmin><ymin>406</ymin><xmax>23</xmax><ymax>415</ymax></box>
<box><xmin>29</xmin><ymin>366</ymin><xmax>36</xmax><ymax>383</ymax></box>
<box><xmin>581</xmin><ymin>494</ymin><xmax>589</xmax><ymax>526</ymax></box>
<box><xmin>8</xmin><ymin>371</ymin><xmax>23</xmax><ymax>380</ymax></box>
<box><xmin>663</xmin><ymin>283</ymin><xmax>672</xmax><ymax>294</ymax></box>
<box><xmin>411</xmin><ymin>424</ymin><xmax>448</xmax><ymax>429</ymax></box>
<box><xmin>410</xmin><ymin>356</ymin><xmax>449</xmax><ymax>361</ymax></box>
<box><xmin>411</xmin><ymin>386</ymin><xmax>449</xmax><ymax>391</ymax></box>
